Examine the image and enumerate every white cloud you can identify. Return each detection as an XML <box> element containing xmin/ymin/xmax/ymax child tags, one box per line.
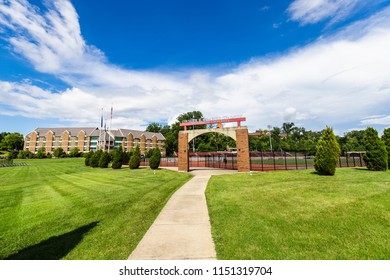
<box><xmin>1</xmin><ymin>0</ymin><xmax>390</xmax><ymax>133</ymax></box>
<box><xmin>361</xmin><ymin>115</ymin><xmax>390</xmax><ymax>125</ymax></box>
<box><xmin>287</xmin><ymin>0</ymin><xmax>386</xmax><ymax>25</ymax></box>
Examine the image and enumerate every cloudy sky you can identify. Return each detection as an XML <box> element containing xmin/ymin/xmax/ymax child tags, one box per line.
<box><xmin>1</xmin><ymin>0</ymin><xmax>390</xmax><ymax>135</ymax></box>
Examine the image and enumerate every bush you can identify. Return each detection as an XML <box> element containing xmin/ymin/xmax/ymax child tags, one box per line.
<box><xmin>382</xmin><ymin>128</ymin><xmax>390</xmax><ymax>169</ymax></box>
<box><xmin>363</xmin><ymin>127</ymin><xmax>388</xmax><ymax>171</ymax></box>
<box><xmin>36</xmin><ymin>147</ymin><xmax>46</xmax><ymax>159</ymax></box>
<box><xmin>129</xmin><ymin>146</ymin><xmax>141</xmax><ymax>169</ymax></box>
<box><xmin>111</xmin><ymin>148</ymin><xmax>123</xmax><ymax>169</ymax></box>
<box><xmin>53</xmin><ymin>147</ymin><xmax>64</xmax><ymax>158</ymax></box>
<box><xmin>85</xmin><ymin>151</ymin><xmax>94</xmax><ymax>166</ymax></box>
<box><xmin>18</xmin><ymin>150</ymin><xmax>33</xmax><ymax>159</ymax></box>
<box><xmin>69</xmin><ymin>147</ymin><xmax>81</xmax><ymax>157</ymax></box>
<box><xmin>90</xmin><ymin>150</ymin><xmax>102</xmax><ymax>168</ymax></box>
<box><xmin>99</xmin><ymin>151</ymin><xmax>110</xmax><ymax>168</ymax></box>
<box><xmin>149</xmin><ymin>148</ymin><xmax>161</xmax><ymax>170</ymax></box>
<box><xmin>314</xmin><ymin>127</ymin><xmax>341</xmax><ymax>176</ymax></box>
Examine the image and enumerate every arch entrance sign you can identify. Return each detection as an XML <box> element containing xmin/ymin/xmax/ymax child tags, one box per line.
<box><xmin>178</xmin><ymin>116</ymin><xmax>250</xmax><ymax>172</ymax></box>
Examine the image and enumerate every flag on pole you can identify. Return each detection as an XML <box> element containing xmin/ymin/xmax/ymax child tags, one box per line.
<box><xmin>110</xmin><ymin>106</ymin><xmax>113</xmax><ymax>120</ymax></box>
<box><xmin>100</xmin><ymin>108</ymin><xmax>103</xmax><ymax>128</ymax></box>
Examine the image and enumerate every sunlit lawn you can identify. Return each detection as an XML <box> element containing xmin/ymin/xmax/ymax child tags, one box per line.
<box><xmin>0</xmin><ymin>158</ymin><xmax>192</xmax><ymax>259</ymax></box>
<box><xmin>206</xmin><ymin>168</ymin><xmax>390</xmax><ymax>259</ymax></box>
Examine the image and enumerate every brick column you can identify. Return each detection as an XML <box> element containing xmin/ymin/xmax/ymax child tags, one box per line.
<box><xmin>236</xmin><ymin>127</ymin><xmax>250</xmax><ymax>172</ymax></box>
<box><xmin>178</xmin><ymin>132</ymin><xmax>189</xmax><ymax>172</ymax></box>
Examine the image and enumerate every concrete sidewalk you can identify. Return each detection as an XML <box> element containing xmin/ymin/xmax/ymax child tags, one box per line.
<box><xmin>128</xmin><ymin>168</ymin><xmax>236</xmax><ymax>260</ymax></box>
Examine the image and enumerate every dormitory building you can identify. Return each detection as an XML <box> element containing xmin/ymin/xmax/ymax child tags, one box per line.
<box><xmin>24</xmin><ymin>127</ymin><xmax>166</xmax><ymax>156</ymax></box>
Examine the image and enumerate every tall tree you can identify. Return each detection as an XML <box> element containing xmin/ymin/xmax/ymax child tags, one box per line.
<box><xmin>363</xmin><ymin>127</ymin><xmax>388</xmax><ymax>171</ymax></box>
<box><xmin>314</xmin><ymin>127</ymin><xmax>341</xmax><ymax>176</ymax></box>
<box><xmin>0</xmin><ymin>133</ymin><xmax>23</xmax><ymax>150</ymax></box>
<box><xmin>382</xmin><ymin>128</ymin><xmax>390</xmax><ymax>168</ymax></box>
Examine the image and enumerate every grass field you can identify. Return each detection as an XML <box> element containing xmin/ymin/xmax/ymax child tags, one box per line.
<box><xmin>206</xmin><ymin>168</ymin><xmax>390</xmax><ymax>260</ymax></box>
<box><xmin>0</xmin><ymin>158</ymin><xmax>192</xmax><ymax>260</ymax></box>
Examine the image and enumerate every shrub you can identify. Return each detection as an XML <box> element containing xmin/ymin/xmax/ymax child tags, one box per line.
<box><xmin>36</xmin><ymin>147</ymin><xmax>46</xmax><ymax>159</ymax></box>
<box><xmin>149</xmin><ymin>148</ymin><xmax>161</xmax><ymax>170</ymax></box>
<box><xmin>85</xmin><ymin>151</ymin><xmax>94</xmax><ymax>166</ymax></box>
<box><xmin>99</xmin><ymin>151</ymin><xmax>110</xmax><ymax>168</ymax></box>
<box><xmin>111</xmin><ymin>148</ymin><xmax>123</xmax><ymax>169</ymax></box>
<box><xmin>363</xmin><ymin>127</ymin><xmax>388</xmax><ymax>171</ymax></box>
<box><xmin>53</xmin><ymin>147</ymin><xmax>64</xmax><ymax>158</ymax></box>
<box><xmin>314</xmin><ymin>127</ymin><xmax>341</xmax><ymax>176</ymax></box>
<box><xmin>90</xmin><ymin>150</ymin><xmax>102</xmax><ymax>168</ymax></box>
<box><xmin>382</xmin><ymin>128</ymin><xmax>390</xmax><ymax>169</ymax></box>
<box><xmin>69</xmin><ymin>147</ymin><xmax>81</xmax><ymax>157</ymax></box>
<box><xmin>129</xmin><ymin>146</ymin><xmax>141</xmax><ymax>169</ymax></box>
<box><xmin>18</xmin><ymin>150</ymin><xmax>33</xmax><ymax>159</ymax></box>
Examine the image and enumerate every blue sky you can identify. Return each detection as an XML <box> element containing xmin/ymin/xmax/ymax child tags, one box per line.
<box><xmin>1</xmin><ymin>0</ymin><xmax>390</xmax><ymax>135</ymax></box>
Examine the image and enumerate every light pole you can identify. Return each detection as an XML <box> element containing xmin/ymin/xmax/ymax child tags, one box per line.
<box><xmin>267</xmin><ymin>125</ymin><xmax>273</xmax><ymax>152</ymax></box>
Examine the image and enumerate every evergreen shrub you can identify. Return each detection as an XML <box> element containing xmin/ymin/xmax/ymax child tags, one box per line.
<box><xmin>129</xmin><ymin>146</ymin><xmax>141</xmax><ymax>169</ymax></box>
<box><xmin>314</xmin><ymin>127</ymin><xmax>341</xmax><ymax>176</ymax></box>
<box><xmin>149</xmin><ymin>148</ymin><xmax>161</xmax><ymax>170</ymax></box>
<box><xmin>363</xmin><ymin>127</ymin><xmax>388</xmax><ymax>171</ymax></box>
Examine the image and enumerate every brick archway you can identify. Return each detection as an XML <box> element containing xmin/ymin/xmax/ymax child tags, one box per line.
<box><xmin>178</xmin><ymin>127</ymin><xmax>250</xmax><ymax>172</ymax></box>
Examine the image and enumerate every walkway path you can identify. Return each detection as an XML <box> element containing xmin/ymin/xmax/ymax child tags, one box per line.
<box><xmin>128</xmin><ymin>168</ymin><xmax>236</xmax><ymax>260</ymax></box>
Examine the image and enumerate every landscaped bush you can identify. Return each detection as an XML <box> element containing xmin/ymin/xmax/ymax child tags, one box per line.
<box><xmin>36</xmin><ymin>147</ymin><xmax>46</xmax><ymax>159</ymax></box>
<box><xmin>89</xmin><ymin>150</ymin><xmax>102</xmax><ymax>168</ymax></box>
<box><xmin>111</xmin><ymin>148</ymin><xmax>123</xmax><ymax>169</ymax></box>
<box><xmin>314</xmin><ymin>127</ymin><xmax>340</xmax><ymax>175</ymax></box>
<box><xmin>149</xmin><ymin>148</ymin><xmax>161</xmax><ymax>170</ymax></box>
<box><xmin>363</xmin><ymin>127</ymin><xmax>388</xmax><ymax>171</ymax></box>
<box><xmin>129</xmin><ymin>146</ymin><xmax>141</xmax><ymax>169</ymax></box>
<box><xmin>382</xmin><ymin>128</ymin><xmax>390</xmax><ymax>169</ymax></box>
<box><xmin>84</xmin><ymin>151</ymin><xmax>94</xmax><ymax>166</ymax></box>
<box><xmin>53</xmin><ymin>147</ymin><xmax>65</xmax><ymax>158</ymax></box>
<box><xmin>99</xmin><ymin>151</ymin><xmax>110</xmax><ymax>168</ymax></box>
<box><xmin>18</xmin><ymin>150</ymin><xmax>33</xmax><ymax>159</ymax></box>
<box><xmin>69</xmin><ymin>147</ymin><xmax>81</xmax><ymax>157</ymax></box>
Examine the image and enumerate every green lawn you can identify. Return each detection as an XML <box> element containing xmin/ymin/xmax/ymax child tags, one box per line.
<box><xmin>206</xmin><ymin>168</ymin><xmax>390</xmax><ymax>260</ymax></box>
<box><xmin>0</xmin><ymin>158</ymin><xmax>192</xmax><ymax>260</ymax></box>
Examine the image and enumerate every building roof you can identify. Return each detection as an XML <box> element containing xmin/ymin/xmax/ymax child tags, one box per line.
<box><xmin>25</xmin><ymin>127</ymin><xmax>165</xmax><ymax>140</ymax></box>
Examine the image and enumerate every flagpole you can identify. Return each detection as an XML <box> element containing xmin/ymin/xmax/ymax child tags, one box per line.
<box><xmin>108</xmin><ymin>105</ymin><xmax>113</xmax><ymax>152</ymax></box>
<box><xmin>99</xmin><ymin>108</ymin><xmax>103</xmax><ymax>150</ymax></box>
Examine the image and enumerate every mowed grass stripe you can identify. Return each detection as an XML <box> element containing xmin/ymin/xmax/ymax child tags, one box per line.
<box><xmin>206</xmin><ymin>168</ymin><xmax>390</xmax><ymax>260</ymax></box>
<box><xmin>0</xmin><ymin>158</ymin><xmax>192</xmax><ymax>259</ymax></box>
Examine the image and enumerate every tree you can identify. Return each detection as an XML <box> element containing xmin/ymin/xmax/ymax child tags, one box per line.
<box><xmin>146</xmin><ymin>123</ymin><xmax>163</xmax><ymax>133</ymax></box>
<box><xmin>129</xmin><ymin>146</ymin><xmax>141</xmax><ymax>169</ymax></box>
<box><xmin>99</xmin><ymin>151</ymin><xmax>110</xmax><ymax>168</ymax></box>
<box><xmin>314</xmin><ymin>127</ymin><xmax>341</xmax><ymax>175</ymax></box>
<box><xmin>53</xmin><ymin>147</ymin><xmax>65</xmax><ymax>158</ymax></box>
<box><xmin>90</xmin><ymin>150</ymin><xmax>102</xmax><ymax>168</ymax></box>
<box><xmin>36</xmin><ymin>147</ymin><xmax>46</xmax><ymax>159</ymax></box>
<box><xmin>149</xmin><ymin>148</ymin><xmax>161</xmax><ymax>170</ymax></box>
<box><xmin>363</xmin><ymin>127</ymin><xmax>388</xmax><ymax>171</ymax></box>
<box><xmin>0</xmin><ymin>133</ymin><xmax>23</xmax><ymax>151</ymax></box>
<box><xmin>84</xmin><ymin>151</ymin><xmax>94</xmax><ymax>166</ymax></box>
<box><xmin>382</xmin><ymin>128</ymin><xmax>390</xmax><ymax>169</ymax></box>
<box><xmin>111</xmin><ymin>147</ymin><xmax>123</xmax><ymax>169</ymax></box>
<box><xmin>69</xmin><ymin>147</ymin><xmax>81</xmax><ymax>157</ymax></box>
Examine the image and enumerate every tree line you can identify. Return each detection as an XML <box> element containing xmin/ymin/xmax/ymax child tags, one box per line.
<box><xmin>146</xmin><ymin>110</ymin><xmax>387</xmax><ymax>156</ymax></box>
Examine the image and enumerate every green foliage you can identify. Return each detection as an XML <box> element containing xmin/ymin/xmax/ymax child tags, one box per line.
<box><xmin>382</xmin><ymin>128</ymin><xmax>390</xmax><ymax>169</ymax></box>
<box><xmin>18</xmin><ymin>150</ymin><xmax>33</xmax><ymax>159</ymax></box>
<box><xmin>314</xmin><ymin>127</ymin><xmax>341</xmax><ymax>175</ymax></box>
<box><xmin>53</xmin><ymin>147</ymin><xmax>64</xmax><ymax>158</ymax></box>
<box><xmin>89</xmin><ymin>150</ymin><xmax>102</xmax><ymax>168</ymax></box>
<box><xmin>68</xmin><ymin>147</ymin><xmax>81</xmax><ymax>157</ymax></box>
<box><xmin>0</xmin><ymin>133</ymin><xmax>24</xmax><ymax>151</ymax></box>
<box><xmin>111</xmin><ymin>148</ymin><xmax>123</xmax><ymax>169</ymax></box>
<box><xmin>363</xmin><ymin>127</ymin><xmax>388</xmax><ymax>171</ymax></box>
<box><xmin>149</xmin><ymin>148</ymin><xmax>161</xmax><ymax>170</ymax></box>
<box><xmin>129</xmin><ymin>146</ymin><xmax>141</xmax><ymax>169</ymax></box>
<box><xmin>84</xmin><ymin>151</ymin><xmax>94</xmax><ymax>166</ymax></box>
<box><xmin>36</xmin><ymin>147</ymin><xmax>46</xmax><ymax>159</ymax></box>
<box><xmin>99</xmin><ymin>151</ymin><xmax>110</xmax><ymax>168</ymax></box>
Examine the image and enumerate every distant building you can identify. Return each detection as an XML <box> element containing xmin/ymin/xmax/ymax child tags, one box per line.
<box><xmin>24</xmin><ymin>127</ymin><xmax>166</xmax><ymax>156</ymax></box>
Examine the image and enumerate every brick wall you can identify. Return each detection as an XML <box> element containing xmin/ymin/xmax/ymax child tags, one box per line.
<box><xmin>236</xmin><ymin>128</ymin><xmax>250</xmax><ymax>172</ymax></box>
<box><xmin>178</xmin><ymin>132</ymin><xmax>189</xmax><ymax>172</ymax></box>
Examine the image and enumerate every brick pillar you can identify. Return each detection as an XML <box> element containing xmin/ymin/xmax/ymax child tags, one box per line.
<box><xmin>236</xmin><ymin>127</ymin><xmax>250</xmax><ymax>172</ymax></box>
<box><xmin>29</xmin><ymin>131</ymin><xmax>37</xmax><ymax>153</ymax></box>
<box><xmin>178</xmin><ymin>132</ymin><xmax>189</xmax><ymax>172</ymax></box>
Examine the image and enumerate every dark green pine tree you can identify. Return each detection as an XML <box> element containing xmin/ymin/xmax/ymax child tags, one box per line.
<box><xmin>111</xmin><ymin>147</ymin><xmax>124</xmax><ymax>169</ymax></box>
<box><xmin>363</xmin><ymin>127</ymin><xmax>388</xmax><ymax>171</ymax></box>
<box><xmin>149</xmin><ymin>148</ymin><xmax>162</xmax><ymax>170</ymax></box>
<box><xmin>382</xmin><ymin>128</ymin><xmax>390</xmax><ymax>169</ymax></box>
<box><xmin>314</xmin><ymin>127</ymin><xmax>341</xmax><ymax>176</ymax></box>
<box><xmin>99</xmin><ymin>151</ymin><xmax>110</xmax><ymax>168</ymax></box>
<box><xmin>129</xmin><ymin>145</ymin><xmax>141</xmax><ymax>169</ymax></box>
